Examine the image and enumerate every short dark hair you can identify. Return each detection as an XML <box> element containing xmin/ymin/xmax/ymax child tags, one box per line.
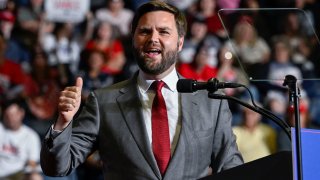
<box><xmin>131</xmin><ymin>1</ymin><xmax>187</xmax><ymax>37</ymax></box>
<box><xmin>1</xmin><ymin>98</ymin><xmax>25</xmax><ymax>113</ymax></box>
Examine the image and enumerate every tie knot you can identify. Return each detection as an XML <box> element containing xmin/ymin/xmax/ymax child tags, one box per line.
<box><xmin>152</xmin><ymin>80</ymin><xmax>165</xmax><ymax>92</ymax></box>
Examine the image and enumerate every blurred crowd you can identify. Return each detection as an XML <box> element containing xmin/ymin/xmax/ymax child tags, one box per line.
<box><xmin>1</xmin><ymin>0</ymin><xmax>320</xmax><ymax>179</ymax></box>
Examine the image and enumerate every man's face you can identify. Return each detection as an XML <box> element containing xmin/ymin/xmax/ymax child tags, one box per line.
<box><xmin>133</xmin><ymin>11</ymin><xmax>184</xmax><ymax>76</ymax></box>
<box><xmin>3</xmin><ymin>104</ymin><xmax>24</xmax><ymax>131</ymax></box>
<box><xmin>191</xmin><ymin>22</ymin><xmax>207</xmax><ymax>40</ymax></box>
<box><xmin>244</xmin><ymin>108</ymin><xmax>261</xmax><ymax>129</ymax></box>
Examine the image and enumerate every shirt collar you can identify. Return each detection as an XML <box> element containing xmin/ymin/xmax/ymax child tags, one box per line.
<box><xmin>137</xmin><ymin>68</ymin><xmax>179</xmax><ymax>93</ymax></box>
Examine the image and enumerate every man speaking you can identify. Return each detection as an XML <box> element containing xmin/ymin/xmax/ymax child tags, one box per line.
<box><xmin>40</xmin><ymin>1</ymin><xmax>243</xmax><ymax>179</ymax></box>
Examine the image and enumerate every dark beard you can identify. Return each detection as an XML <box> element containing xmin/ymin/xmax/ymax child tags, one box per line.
<box><xmin>133</xmin><ymin>47</ymin><xmax>178</xmax><ymax>75</ymax></box>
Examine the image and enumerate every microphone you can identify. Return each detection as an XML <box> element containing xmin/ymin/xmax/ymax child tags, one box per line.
<box><xmin>177</xmin><ymin>78</ymin><xmax>242</xmax><ymax>93</ymax></box>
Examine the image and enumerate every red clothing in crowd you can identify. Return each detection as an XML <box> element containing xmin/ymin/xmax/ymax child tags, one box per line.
<box><xmin>177</xmin><ymin>63</ymin><xmax>218</xmax><ymax>81</ymax></box>
<box><xmin>85</xmin><ymin>40</ymin><xmax>124</xmax><ymax>74</ymax></box>
<box><xmin>85</xmin><ymin>40</ymin><xmax>123</xmax><ymax>59</ymax></box>
<box><xmin>205</xmin><ymin>14</ymin><xmax>224</xmax><ymax>35</ymax></box>
<box><xmin>25</xmin><ymin>78</ymin><xmax>60</xmax><ymax>120</ymax></box>
<box><xmin>0</xmin><ymin>59</ymin><xmax>28</xmax><ymax>94</ymax></box>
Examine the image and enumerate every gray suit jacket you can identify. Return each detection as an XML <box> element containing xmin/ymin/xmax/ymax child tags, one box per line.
<box><xmin>41</xmin><ymin>74</ymin><xmax>243</xmax><ymax>180</ymax></box>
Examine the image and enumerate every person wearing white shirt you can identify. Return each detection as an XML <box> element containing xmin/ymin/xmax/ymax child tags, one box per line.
<box><xmin>95</xmin><ymin>0</ymin><xmax>134</xmax><ymax>37</ymax></box>
<box><xmin>0</xmin><ymin>99</ymin><xmax>42</xmax><ymax>180</ymax></box>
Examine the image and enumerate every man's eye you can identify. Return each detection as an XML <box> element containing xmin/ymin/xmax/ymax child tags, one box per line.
<box><xmin>139</xmin><ymin>29</ymin><xmax>150</xmax><ymax>35</ymax></box>
<box><xmin>160</xmin><ymin>31</ymin><xmax>169</xmax><ymax>35</ymax></box>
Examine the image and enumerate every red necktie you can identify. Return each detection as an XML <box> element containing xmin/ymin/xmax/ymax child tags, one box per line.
<box><xmin>151</xmin><ymin>80</ymin><xmax>171</xmax><ymax>175</ymax></box>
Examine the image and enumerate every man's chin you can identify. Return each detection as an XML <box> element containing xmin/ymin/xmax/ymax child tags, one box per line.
<box><xmin>144</xmin><ymin>55</ymin><xmax>162</xmax><ymax>63</ymax></box>
<box><xmin>139</xmin><ymin>63</ymin><xmax>165</xmax><ymax>75</ymax></box>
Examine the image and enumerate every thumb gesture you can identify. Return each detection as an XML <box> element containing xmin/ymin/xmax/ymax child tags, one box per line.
<box><xmin>56</xmin><ymin>77</ymin><xmax>83</xmax><ymax>130</ymax></box>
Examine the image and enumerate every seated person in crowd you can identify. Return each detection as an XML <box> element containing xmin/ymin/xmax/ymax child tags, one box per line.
<box><xmin>233</xmin><ymin>104</ymin><xmax>277</xmax><ymax>163</ymax></box>
<box><xmin>0</xmin><ymin>99</ymin><xmax>42</xmax><ymax>180</ymax></box>
<box><xmin>177</xmin><ymin>40</ymin><xmax>218</xmax><ymax>81</ymax></box>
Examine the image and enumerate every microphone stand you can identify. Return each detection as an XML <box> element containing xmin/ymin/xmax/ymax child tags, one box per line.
<box><xmin>178</xmin><ymin>77</ymin><xmax>296</xmax><ymax>178</ymax></box>
<box><xmin>283</xmin><ymin>75</ymin><xmax>303</xmax><ymax>180</ymax></box>
<box><xmin>206</xmin><ymin>76</ymin><xmax>300</xmax><ymax>179</ymax></box>
<box><xmin>200</xmin><ymin>78</ymin><xmax>291</xmax><ymax>139</ymax></box>
<box><xmin>208</xmin><ymin>93</ymin><xmax>291</xmax><ymax>140</ymax></box>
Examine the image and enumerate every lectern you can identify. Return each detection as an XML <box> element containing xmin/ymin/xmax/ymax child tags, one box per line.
<box><xmin>200</xmin><ymin>151</ymin><xmax>293</xmax><ymax>180</ymax></box>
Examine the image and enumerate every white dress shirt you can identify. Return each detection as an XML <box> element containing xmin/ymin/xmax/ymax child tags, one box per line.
<box><xmin>137</xmin><ymin>69</ymin><xmax>181</xmax><ymax>155</ymax></box>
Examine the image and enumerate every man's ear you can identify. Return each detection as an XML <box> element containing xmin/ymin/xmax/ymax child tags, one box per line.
<box><xmin>178</xmin><ymin>37</ymin><xmax>184</xmax><ymax>52</ymax></box>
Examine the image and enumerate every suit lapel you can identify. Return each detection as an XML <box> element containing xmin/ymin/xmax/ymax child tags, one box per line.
<box><xmin>116</xmin><ymin>76</ymin><xmax>161</xmax><ymax>179</ymax></box>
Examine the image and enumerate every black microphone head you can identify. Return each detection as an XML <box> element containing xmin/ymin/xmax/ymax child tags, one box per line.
<box><xmin>177</xmin><ymin>79</ymin><xmax>195</xmax><ymax>93</ymax></box>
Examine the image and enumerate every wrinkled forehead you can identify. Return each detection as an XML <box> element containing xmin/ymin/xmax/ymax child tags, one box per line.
<box><xmin>137</xmin><ymin>11</ymin><xmax>176</xmax><ymax>27</ymax></box>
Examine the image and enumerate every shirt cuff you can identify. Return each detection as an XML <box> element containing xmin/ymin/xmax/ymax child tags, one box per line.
<box><xmin>51</xmin><ymin>125</ymin><xmax>62</xmax><ymax>136</ymax></box>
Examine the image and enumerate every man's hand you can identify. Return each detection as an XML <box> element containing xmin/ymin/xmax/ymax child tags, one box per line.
<box><xmin>54</xmin><ymin>77</ymin><xmax>83</xmax><ymax>130</ymax></box>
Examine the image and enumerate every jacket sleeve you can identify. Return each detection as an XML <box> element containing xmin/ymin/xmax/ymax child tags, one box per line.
<box><xmin>211</xmin><ymin>98</ymin><xmax>244</xmax><ymax>172</ymax></box>
<box><xmin>40</xmin><ymin>92</ymin><xmax>100</xmax><ymax>176</ymax></box>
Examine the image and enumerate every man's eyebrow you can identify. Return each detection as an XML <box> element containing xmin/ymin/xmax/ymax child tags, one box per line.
<box><xmin>137</xmin><ymin>26</ymin><xmax>173</xmax><ymax>31</ymax></box>
<box><xmin>137</xmin><ymin>26</ymin><xmax>150</xmax><ymax>29</ymax></box>
<box><xmin>158</xmin><ymin>27</ymin><xmax>173</xmax><ymax>31</ymax></box>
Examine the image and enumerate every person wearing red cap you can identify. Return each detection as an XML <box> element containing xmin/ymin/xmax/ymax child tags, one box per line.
<box><xmin>0</xmin><ymin>0</ymin><xmax>16</xmax><ymax>39</ymax></box>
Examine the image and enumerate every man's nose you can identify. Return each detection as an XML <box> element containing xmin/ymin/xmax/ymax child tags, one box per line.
<box><xmin>148</xmin><ymin>31</ymin><xmax>160</xmax><ymax>44</ymax></box>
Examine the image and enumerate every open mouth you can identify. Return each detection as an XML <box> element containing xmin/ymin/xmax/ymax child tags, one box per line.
<box><xmin>144</xmin><ymin>48</ymin><xmax>162</xmax><ymax>58</ymax></box>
